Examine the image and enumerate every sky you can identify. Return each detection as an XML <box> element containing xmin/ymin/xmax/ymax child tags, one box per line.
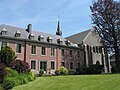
<box><xmin>0</xmin><ymin>0</ymin><xmax>92</xmax><ymax>37</ymax></box>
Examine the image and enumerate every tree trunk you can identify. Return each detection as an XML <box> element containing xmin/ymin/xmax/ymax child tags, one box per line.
<box><xmin>114</xmin><ymin>45</ymin><xmax>120</xmax><ymax>72</ymax></box>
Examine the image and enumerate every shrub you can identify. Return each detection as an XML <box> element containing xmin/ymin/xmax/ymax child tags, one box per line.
<box><xmin>10</xmin><ymin>60</ymin><xmax>30</xmax><ymax>73</ymax></box>
<box><xmin>0</xmin><ymin>64</ymin><xmax>7</xmax><ymax>83</ymax></box>
<box><xmin>0</xmin><ymin>46</ymin><xmax>15</xmax><ymax>67</ymax></box>
<box><xmin>59</xmin><ymin>66</ymin><xmax>68</xmax><ymax>75</ymax></box>
<box><xmin>39</xmin><ymin>69</ymin><xmax>44</xmax><ymax>76</ymax></box>
<box><xmin>19</xmin><ymin>73</ymin><xmax>29</xmax><ymax>84</ymax></box>
<box><xmin>3</xmin><ymin>68</ymin><xmax>20</xmax><ymax>90</ymax></box>
<box><xmin>5</xmin><ymin>67</ymin><xmax>19</xmax><ymax>77</ymax></box>
<box><xmin>68</xmin><ymin>69</ymin><xmax>75</xmax><ymax>75</ymax></box>
<box><xmin>28</xmin><ymin>70</ymin><xmax>35</xmax><ymax>80</ymax></box>
<box><xmin>3</xmin><ymin>68</ymin><xmax>34</xmax><ymax>90</ymax></box>
<box><xmin>55</xmin><ymin>69</ymin><xmax>60</xmax><ymax>76</ymax></box>
<box><xmin>3</xmin><ymin>77</ymin><xmax>18</xmax><ymax>90</ymax></box>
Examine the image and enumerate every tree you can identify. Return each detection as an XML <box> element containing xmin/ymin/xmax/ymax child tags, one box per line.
<box><xmin>0</xmin><ymin>46</ymin><xmax>16</xmax><ymax>66</ymax></box>
<box><xmin>90</xmin><ymin>0</ymin><xmax>120</xmax><ymax>72</ymax></box>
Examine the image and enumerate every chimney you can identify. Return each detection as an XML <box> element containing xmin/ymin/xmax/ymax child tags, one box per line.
<box><xmin>26</xmin><ymin>24</ymin><xmax>32</xmax><ymax>33</ymax></box>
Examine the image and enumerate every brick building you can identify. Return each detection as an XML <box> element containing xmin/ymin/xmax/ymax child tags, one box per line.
<box><xmin>0</xmin><ymin>20</ymin><xmax>84</xmax><ymax>74</ymax></box>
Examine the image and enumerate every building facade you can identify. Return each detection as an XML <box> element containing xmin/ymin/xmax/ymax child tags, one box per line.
<box><xmin>66</xmin><ymin>27</ymin><xmax>111</xmax><ymax>73</ymax></box>
<box><xmin>0</xmin><ymin>22</ymin><xmax>84</xmax><ymax>74</ymax></box>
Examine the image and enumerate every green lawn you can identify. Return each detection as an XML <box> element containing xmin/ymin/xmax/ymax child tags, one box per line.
<box><xmin>12</xmin><ymin>74</ymin><xmax>120</xmax><ymax>90</ymax></box>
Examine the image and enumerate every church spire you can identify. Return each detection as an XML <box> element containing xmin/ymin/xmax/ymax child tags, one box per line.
<box><xmin>56</xmin><ymin>16</ymin><xmax>62</xmax><ymax>36</ymax></box>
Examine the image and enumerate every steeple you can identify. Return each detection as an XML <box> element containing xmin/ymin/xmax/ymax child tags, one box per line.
<box><xmin>56</xmin><ymin>16</ymin><xmax>62</xmax><ymax>36</ymax></box>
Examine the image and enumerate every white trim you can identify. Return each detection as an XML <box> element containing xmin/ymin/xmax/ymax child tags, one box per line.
<box><xmin>15</xmin><ymin>58</ymin><xmax>22</xmax><ymax>60</ymax></box>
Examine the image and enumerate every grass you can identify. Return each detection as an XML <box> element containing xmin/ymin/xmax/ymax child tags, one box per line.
<box><xmin>12</xmin><ymin>74</ymin><xmax>120</xmax><ymax>90</ymax></box>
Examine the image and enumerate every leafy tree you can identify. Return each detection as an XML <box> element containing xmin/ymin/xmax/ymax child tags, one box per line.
<box><xmin>0</xmin><ymin>46</ymin><xmax>16</xmax><ymax>66</ymax></box>
<box><xmin>90</xmin><ymin>0</ymin><xmax>120</xmax><ymax>72</ymax></box>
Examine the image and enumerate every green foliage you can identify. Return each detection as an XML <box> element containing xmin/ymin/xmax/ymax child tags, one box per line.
<box><xmin>28</xmin><ymin>70</ymin><xmax>35</xmax><ymax>80</ymax></box>
<box><xmin>3</xmin><ymin>76</ymin><xmax>20</xmax><ymax>90</ymax></box>
<box><xmin>3</xmin><ymin>68</ymin><xmax>35</xmax><ymax>90</ymax></box>
<box><xmin>55</xmin><ymin>69</ymin><xmax>60</xmax><ymax>76</ymax></box>
<box><xmin>68</xmin><ymin>69</ymin><xmax>75</xmax><ymax>75</ymax></box>
<box><xmin>0</xmin><ymin>64</ymin><xmax>7</xmax><ymax>83</ymax></box>
<box><xmin>10</xmin><ymin>60</ymin><xmax>30</xmax><ymax>73</ymax></box>
<box><xmin>3</xmin><ymin>67</ymin><xmax>20</xmax><ymax>90</ymax></box>
<box><xmin>39</xmin><ymin>69</ymin><xmax>44</xmax><ymax>76</ymax></box>
<box><xmin>59</xmin><ymin>66</ymin><xmax>68</xmax><ymax>75</ymax></box>
<box><xmin>0</xmin><ymin>46</ymin><xmax>15</xmax><ymax>66</ymax></box>
<box><xmin>5</xmin><ymin>67</ymin><xmax>18</xmax><ymax>77</ymax></box>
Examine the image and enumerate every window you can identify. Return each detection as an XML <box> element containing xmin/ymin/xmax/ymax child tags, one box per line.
<box><xmin>65</xmin><ymin>40</ymin><xmax>71</xmax><ymax>45</ymax></box>
<box><xmin>1</xmin><ymin>31</ymin><xmax>7</xmax><ymax>36</ymax></box>
<box><xmin>31</xmin><ymin>60</ymin><xmax>36</xmax><ymax>69</ymax></box>
<box><xmin>15</xmin><ymin>31</ymin><xmax>21</xmax><ymax>37</ymax></box>
<box><xmin>96</xmin><ymin>46</ymin><xmax>98</xmax><ymax>53</ymax></box>
<box><xmin>70</xmin><ymin>50</ymin><xmax>73</xmax><ymax>57</ymax></box>
<box><xmin>47</xmin><ymin>36</ymin><xmax>52</xmax><ymax>43</ymax></box>
<box><xmin>40</xmin><ymin>61</ymin><xmax>47</xmax><ymax>71</ymax></box>
<box><xmin>99</xmin><ymin>47</ymin><xmax>102</xmax><ymax>53</ymax></box>
<box><xmin>29</xmin><ymin>33</ymin><xmax>34</xmax><ymax>40</ymax></box>
<box><xmin>51</xmin><ymin>48</ymin><xmax>55</xmax><ymax>56</ymax></box>
<box><xmin>61</xmin><ymin>49</ymin><xmax>65</xmax><ymax>56</ymax></box>
<box><xmin>1</xmin><ymin>42</ymin><xmax>7</xmax><ymax>48</ymax></box>
<box><xmin>38</xmin><ymin>35</ymin><xmax>44</xmax><ymax>42</ymax></box>
<box><xmin>70</xmin><ymin>62</ymin><xmax>73</xmax><ymax>69</ymax></box>
<box><xmin>16</xmin><ymin>43</ymin><xmax>22</xmax><ymax>53</ymax></box>
<box><xmin>61</xmin><ymin>62</ymin><xmax>65</xmax><ymax>67</ymax></box>
<box><xmin>1</xmin><ymin>28</ymin><xmax>7</xmax><ymax>36</ymax></box>
<box><xmin>93</xmin><ymin>46</ymin><xmax>95</xmax><ymax>53</ymax></box>
<box><xmin>31</xmin><ymin>45</ymin><xmax>36</xmax><ymax>54</ymax></box>
<box><xmin>77</xmin><ymin>62</ymin><xmax>80</xmax><ymax>68</ymax></box>
<box><xmin>41</xmin><ymin>47</ymin><xmax>46</xmax><ymax>55</ymax></box>
<box><xmin>77</xmin><ymin>51</ymin><xmax>80</xmax><ymax>58</ymax></box>
<box><xmin>51</xmin><ymin>61</ymin><xmax>55</xmax><ymax>70</ymax></box>
<box><xmin>57</xmin><ymin>39</ymin><xmax>63</xmax><ymax>44</ymax></box>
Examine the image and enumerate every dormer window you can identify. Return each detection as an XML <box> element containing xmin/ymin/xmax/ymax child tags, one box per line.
<box><xmin>47</xmin><ymin>36</ymin><xmax>52</xmax><ymax>43</ymax></box>
<box><xmin>15</xmin><ymin>30</ymin><xmax>21</xmax><ymax>37</ymax></box>
<box><xmin>57</xmin><ymin>38</ymin><xmax>63</xmax><ymax>44</ymax></box>
<box><xmin>29</xmin><ymin>33</ymin><xmax>34</xmax><ymax>40</ymax></box>
<box><xmin>1</xmin><ymin>28</ymin><xmax>7</xmax><ymax>36</ymax></box>
<box><xmin>38</xmin><ymin>35</ymin><xmax>44</xmax><ymax>42</ymax></box>
<box><xmin>65</xmin><ymin>40</ymin><xmax>71</xmax><ymax>45</ymax></box>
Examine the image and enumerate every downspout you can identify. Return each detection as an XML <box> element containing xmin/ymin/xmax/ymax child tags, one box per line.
<box><xmin>24</xmin><ymin>40</ymin><xmax>26</xmax><ymax>62</ymax></box>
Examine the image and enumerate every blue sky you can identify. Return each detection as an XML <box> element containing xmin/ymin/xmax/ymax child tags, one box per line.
<box><xmin>0</xmin><ymin>0</ymin><xmax>92</xmax><ymax>37</ymax></box>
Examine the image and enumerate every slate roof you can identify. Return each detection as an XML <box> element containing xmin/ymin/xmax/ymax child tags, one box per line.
<box><xmin>66</xmin><ymin>30</ymin><xmax>90</xmax><ymax>44</ymax></box>
<box><xmin>0</xmin><ymin>24</ymin><xmax>78</xmax><ymax>47</ymax></box>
